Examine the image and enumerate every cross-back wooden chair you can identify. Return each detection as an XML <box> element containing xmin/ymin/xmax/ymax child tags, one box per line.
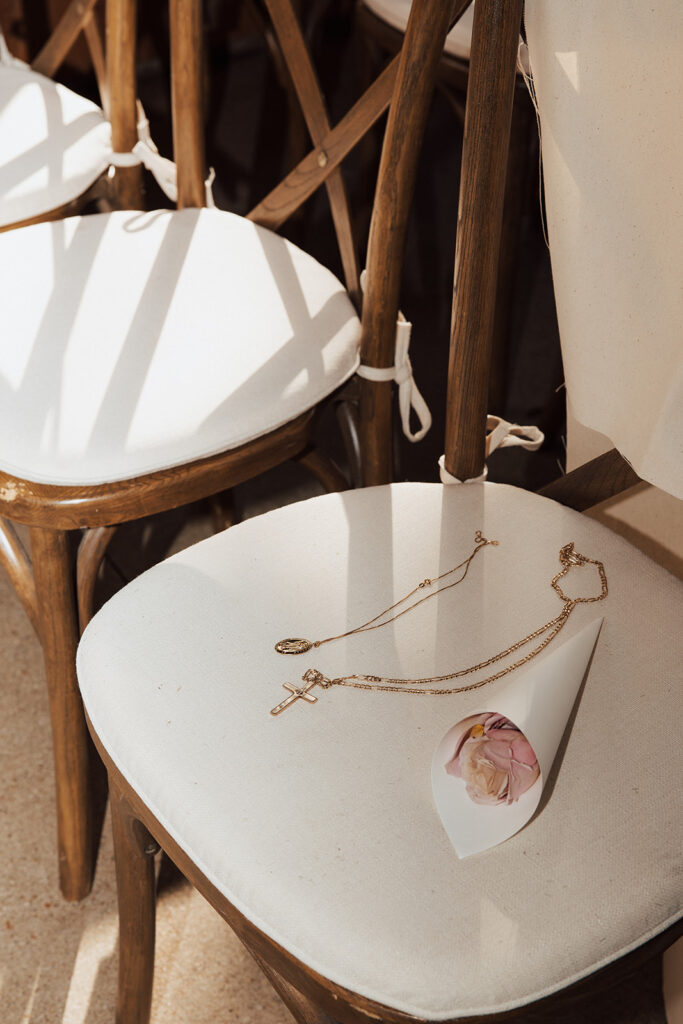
<box><xmin>355</xmin><ymin>0</ymin><xmax>537</xmax><ymax>411</ymax></box>
<box><xmin>0</xmin><ymin>0</ymin><xmax>457</xmax><ymax>902</ymax></box>
<box><xmin>76</xmin><ymin>0</ymin><xmax>682</xmax><ymax>1020</ymax></box>
<box><xmin>0</xmin><ymin>0</ymin><xmax>143</xmax><ymax>229</ymax></box>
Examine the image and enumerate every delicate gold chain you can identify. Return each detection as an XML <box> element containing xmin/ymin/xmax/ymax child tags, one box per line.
<box><xmin>270</xmin><ymin>543</ymin><xmax>608</xmax><ymax>715</ymax></box>
<box><xmin>274</xmin><ymin>531</ymin><xmax>498</xmax><ymax>656</ymax></box>
<box><xmin>314</xmin><ymin>530</ymin><xmax>497</xmax><ymax>647</ymax></box>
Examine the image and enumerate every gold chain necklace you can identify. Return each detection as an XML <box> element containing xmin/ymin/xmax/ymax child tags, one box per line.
<box><xmin>275</xmin><ymin>530</ymin><xmax>498</xmax><ymax>655</ymax></box>
<box><xmin>270</xmin><ymin>543</ymin><xmax>607</xmax><ymax>715</ymax></box>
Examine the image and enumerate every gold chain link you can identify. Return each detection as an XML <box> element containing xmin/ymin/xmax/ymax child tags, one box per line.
<box><xmin>304</xmin><ymin>542</ymin><xmax>607</xmax><ymax>698</ymax></box>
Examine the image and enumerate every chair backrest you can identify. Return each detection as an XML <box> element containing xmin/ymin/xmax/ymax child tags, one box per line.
<box><xmin>444</xmin><ymin>0</ymin><xmax>524</xmax><ymax>482</ymax></box>
<box><xmin>27</xmin><ymin>0</ymin><xmax>133</xmax><ymax>133</ymax></box>
<box><xmin>444</xmin><ymin>0</ymin><xmax>681</xmax><ymax>507</ymax></box>
<box><xmin>524</xmin><ymin>0</ymin><xmax>683</xmax><ymax>502</ymax></box>
<box><xmin>29</xmin><ymin>0</ymin><xmax>105</xmax><ymax>93</ymax></box>
<box><xmin>167</xmin><ymin>0</ymin><xmax>472</xmax><ymax>484</ymax></box>
<box><xmin>5</xmin><ymin>0</ymin><xmax>141</xmax><ymax>207</ymax></box>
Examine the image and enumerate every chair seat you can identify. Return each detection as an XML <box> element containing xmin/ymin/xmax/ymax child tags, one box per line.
<box><xmin>0</xmin><ymin>208</ymin><xmax>360</xmax><ymax>486</ymax></box>
<box><xmin>77</xmin><ymin>482</ymin><xmax>683</xmax><ymax>1020</ymax></box>
<box><xmin>0</xmin><ymin>64</ymin><xmax>112</xmax><ymax>228</ymax></box>
<box><xmin>363</xmin><ymin>0</ymin><xmax>475</xmax><ymax>61</ymax></box>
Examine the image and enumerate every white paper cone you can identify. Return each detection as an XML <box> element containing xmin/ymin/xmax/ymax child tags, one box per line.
<box><xmin>431</xmin><ymin>617</ymin><xmax>603</xmax><ymax>858</ymax></box>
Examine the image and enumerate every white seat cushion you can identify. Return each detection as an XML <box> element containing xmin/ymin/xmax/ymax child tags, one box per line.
<box><xmin>77</xmin><ymin>482</ymin><xmax>683</xmax><ymax>1020</ymax></box>
<box><xmin>0</xmin><ymin>64</ymin><xmax>112</xmax><ymax>228</ymax></box>
<box><xmin>363</xmin><ymin>0</ymin><xmax>475</xmax><ymax>61</ymax></box>
<box><xmin>0</xmin><ymin>208</ymin><xmax>360</xmax><ymax>485</ymax></box>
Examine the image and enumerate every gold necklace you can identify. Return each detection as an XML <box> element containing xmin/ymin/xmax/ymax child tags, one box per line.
<box><xmin>275</xmin><ymin>530</ymin><xmax>498</xmax><ymax>656</ymax></box>
<box><xmin>270</xmin><ymin>543</ymin><xmax>607</xmax><ymax>715</ymax></box>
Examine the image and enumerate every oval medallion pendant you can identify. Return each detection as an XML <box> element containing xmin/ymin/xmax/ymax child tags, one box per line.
<box><xmin>275</xmin><ymin>638</ymin><xmax>313</xmax><ymax>655</ymax></box>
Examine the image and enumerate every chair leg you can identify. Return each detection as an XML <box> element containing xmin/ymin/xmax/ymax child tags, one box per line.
<box><xmin>250</xmin><ymin>949</ymin><xmax>339</xmax><ymax>1024</ymax></box>
<box><xmin>296</xmin><ymin>447</ymin><xmax>350</xmax><ymax>493</ymax></box>
<box><xmin>30</xmin><ymin>526</ymin><xmax>94</xmax><ymax>901</ymax></box>
<box><xmin>110</xmin><ymin>780</ymin><xmax>157</xmax><ymax>1024</ymax></box>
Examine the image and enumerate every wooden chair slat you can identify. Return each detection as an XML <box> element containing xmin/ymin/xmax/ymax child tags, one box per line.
<box><xmin>0</xmin><ymin>517</ymin><xmax>40</xmax><ymax>636</ymax></box>
<box><xmin>263</xmin><ymin>0</ymin><xmax>359</xmax><ymax>299</ymax></box>
<box><xmin>247</xmin><ymin>56</ymin><xmax>398</xmax><ymax>229</ymax></box>
<box><xmin>107</xmin><ymin>0</ymin><xmax>141</xmax><ymax>208</ymax></box>
<box><xmin>444</xmin><ymin>0</ymin><xmax>524</xmax><ymax>482</ymax></box>
<box><xmin>247</xmin><ymin>0</ymin><xmax>474</xmax><ymax>234</ymax></box>
<box><xmin>170</xmin><ymin>0</ymin><xmax>206</xmax><ymax>209</ymax></box>
<box><xmin>357</xmin><ymin>0</ymin><xmax>460</xmax><ymax>483</ymax></box>
<box><xmin>539</xmin><ymin>448</ymin><xmax>641</xmax><ymax>512</ymax></box>
<box><xmin>83</xmin><ymin>6</ymin><xmax>108</xmax><ymax>114</ymax></box>
<box><xmin>31</xmin><ymin>0</ymin><xmax>100</xmax><ymax>77</ymax></box>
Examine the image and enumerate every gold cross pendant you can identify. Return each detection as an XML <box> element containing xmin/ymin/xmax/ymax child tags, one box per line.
<box><xmin>270</xmin><ymin>670</ymin><xmax>329</xmax><ymax>716</ymax></box>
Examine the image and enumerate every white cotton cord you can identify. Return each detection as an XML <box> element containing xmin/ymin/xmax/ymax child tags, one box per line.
<box><xmin>204</xmin><ymin>166</ymin><xmax>216</xmax><ymax>208</ymax></box>
<box><xmin>0</xmin><ymin>29</ymin><xmax>28</xmax><ymax>68</ymax></box>
<box><xmin>109</xmin><ymin>104</ymin><xmax>216</xmax><ymax>206</ymax></box>
<box><xmin>357</xmin><ymin>270</ymin><xmax>432</xmax><ymax>442</ymax></box>
<box><xmin>438</xmin><ymin>455</ymin><xmax>488</xmax><ymax>485</ymax></box>
<box><xmin>438</xmin><ymin>416</ymin><xmax>543</xmax><ymax>485</ymax></box>
<box><xmin>517</xmin><ymin>36</ymin><xmax>549</xmax><ymax>249</ymax></box>
<box><xmin>485</xmin><ymin>415</ymin><xmax>544</xmax><ymax>455</ymax></box>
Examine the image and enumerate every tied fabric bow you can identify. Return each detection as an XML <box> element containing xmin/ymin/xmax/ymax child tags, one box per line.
<box><xmin>439</xmin><ymin>416</ymin><xmax>544</xmax><ymax>483</ymax></box>
<box><xmin>110</xmin><ymin>102</ymin><xmax>215</xmax><ymax>206</ymax></box>
<box><xmin>355</xmin><ymin>270</ymin><xmax>432</xmax><ymax>442</ymax></box>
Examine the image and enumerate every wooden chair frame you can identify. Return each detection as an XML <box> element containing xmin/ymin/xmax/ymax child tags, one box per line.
<box><xmin>354</xmin><ymin>0</ymin><xmax>537</xmax><ymax>412</ymax></box>
<box><xmin>82</xmin><ymin>1</ymin><xmax>682</xmax><ymax>1021</ymax></box>
<box><xmin>0</xmin><ymin>0</ymin><xmax>141</xmax><ymax>230</ymax></box>
<box><xmin>0</xmin><ymin>0</ymin><xmax>463</xmax><ymax>901</ymax></box>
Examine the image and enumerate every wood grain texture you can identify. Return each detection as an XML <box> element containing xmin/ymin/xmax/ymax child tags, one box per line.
<box><xmin>248</xmin><ymin>57</ymin><xmax>398</xmax><ymax>230</ymax></box>
<box><xmin>110</xmin><ymin>781</ymin><xmax>157</xmax><ymax>1024</ymax></box>
<box><xmin>31</xmin><ymin>527</ymin><xmax>93</xmax><ymax>901</ymax></box>
<box><xmin>0</xmin><ymin>411</ymin><xmax>313</xmax><ymax>530</ymax></box>
<box><xmin>107</xmin><ymin>0</ymin><xmax>142</xmax><ymax>209</ymax></box>
<box><xmin>538</xmin><ymin>449</ymin><xmax>641</xmax><ymax>512</ymax></box>
<box><xmin>444</xmin><ymin>0</ymin><xmax>523</xmax><ymax>482</ymax></box>
<box><xmin>31</xmin><ymin>0</ymin><xmax>99</xmax><ymax>76</ymax></box>
<box><xmin>248</xmin><ymin>0</ymin><xmax>473</xmax><ymax>236</ymax></box>
<box><xmin>0</xmin><ymin>517</ymin><xmax>40</xmax><ymax>635</ymax></box>
<box><xmin>83</xmin><ymin>5</ymin><xmax>108</xmax><ymax>111</ymax></box>
<box><xmin>296</xmin><ymin>447</ymin><xmax>350</xmax><ymax>493</ymax></box>
<box><xmin>358</xmin><ymin>0</ymin><xmax>461</xmax><ymax>484</ymax></box>
<box><xmin>356</xmin><ymin>0</ymin><xmax>535</xmax><ymax>419</ymax></box>
<box><xmin>170</xmin><ymin>0</ymin><xmax>206</xmax><ymax>209</ymax></box>
<box><xmin>264</xmin><ymin>0</ymin><xmax>360</xmax><ymax>302</ymax></box>
<box><xmin>356</xmin><ymin>0</ymin><xmax>470</xmax><ymax>96</ymax></box>
<box><xmin>249</xmin><ymin>951</ymin><xmax>340</xmax><ymax>1024</ymax></box>
<box><xmin>77</xmin><ymin>525</ymin><xmax>116</xmax><ymax>631</ymax></box>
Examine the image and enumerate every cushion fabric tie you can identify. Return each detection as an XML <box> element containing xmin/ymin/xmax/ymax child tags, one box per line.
<box><xmin>438</xmin><ymin>455</ymin><xmax>488</xmax><ymax>485</ymax></box>
<box><xmin>356</xmin><ymin>271</ymin><xmax>432</xmax><ymax>442</ymax></box>
<box><xmin>439</xmin><ymin>416</ymin><xmax>544</xmax><ymax>484</ymax></box>
<box><xmin>0</xmin><ymin>30</ymin><xmax>28</xmax><ymax>68</ymax></box>
<box><xmin>110</xmin><ymin>105</ymin><xmax>216</xmax><ymax>206</ymax></box>
<box><xmin>485</xmin><ymin>415</ymin><xmax>544</xmax><ymax>456</ymax></box>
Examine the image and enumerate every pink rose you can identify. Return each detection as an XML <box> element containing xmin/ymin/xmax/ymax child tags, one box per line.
<box><xmin>445</xmin><ymin>713</ymin><xmax>540</xmax><ymax>805</ymax></box>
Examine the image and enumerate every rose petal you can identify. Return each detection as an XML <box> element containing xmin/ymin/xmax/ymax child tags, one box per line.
<box><xmin>507</xmin><ymin>758</ymin><xmax>540</xmax><ymax>802</ymax></box>
<box><xmin>510</xmin><ymin>735</ymin><xmax>538</xmax><ymax>767</ymax></box>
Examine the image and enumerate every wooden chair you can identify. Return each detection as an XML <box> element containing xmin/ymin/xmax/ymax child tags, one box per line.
<box><xmin>355</xmin><ymin>0</ymin><xmax>537</xmax><ymax>411</ymax></box>
<box><xmin>0</xmin><ymin>0</ymin><xmax>143</xmax><ymax>229</ymax></box>
<box><xmin>75</xmin><ymin>0</ymin><xmax>682</xmax><ymax>1020</ymax></box>
<box><xmin>0</xmin><ymin>0</ymin><xmax>456</xmax><ymax>902</ymax></box>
